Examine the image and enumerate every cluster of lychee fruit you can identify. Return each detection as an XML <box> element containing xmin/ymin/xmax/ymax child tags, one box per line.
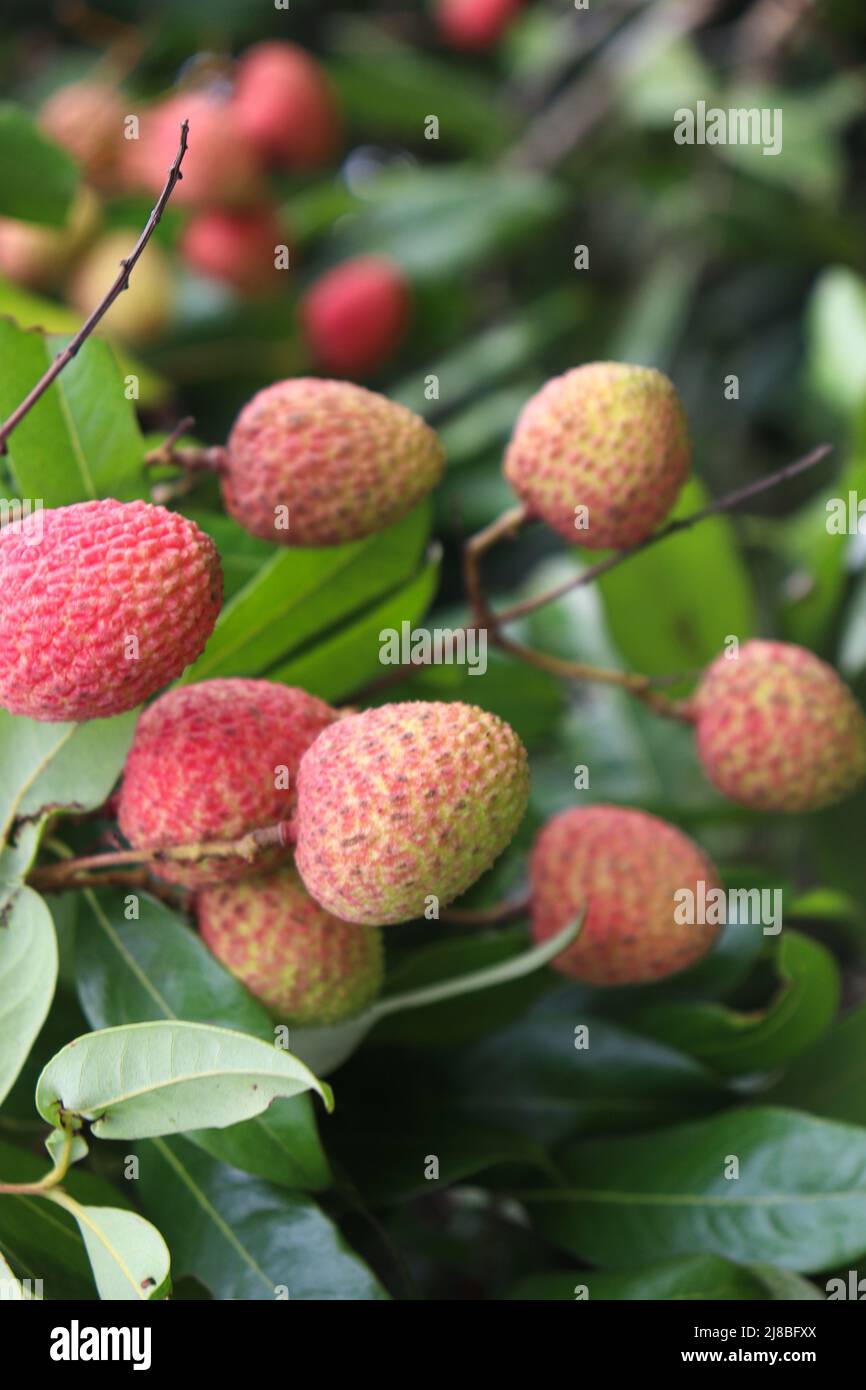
<box><xmin>2</xmin><ymin>354</ymin><xmax>865</xmax><ymax>1025</ymax></box>
<box><xmin>0</xmin><ymin>43</ymin><xmax>411</xmax><ymax>373</ymax></box>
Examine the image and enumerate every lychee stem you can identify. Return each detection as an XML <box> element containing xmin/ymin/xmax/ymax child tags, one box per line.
<box><xmin>441</xmin><ymin>889</ymin><xmax>532</xmax><ymax>925</ymax></box>
<box><xmin>0</xmin><ymin>122</ymin><xmax>190</xmax><ymax>455</ymax></box>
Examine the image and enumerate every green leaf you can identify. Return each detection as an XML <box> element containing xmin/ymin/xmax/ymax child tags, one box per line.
<box><xmin>269</xmin><ymin>549</ymin><xmax>440</xmax><ymax>702</ymax></box>
<box><xmin>0</xmin><ymin>104</ymin><xmax>78</xmax><ymax>225</ymax></box>
<box><xmin>505</xmin><ymin>1254</ymin><xmax>823</xmax><ymax>1301</ymax></box>
<box><xmin>75</xmin><ymin>890</ymin><xmax>330</xmax><ymax>1190</ymax></box>
<box><xmin>45</xmin><ymin>1127</ymin><xmax>88</xmax><ymax>1170</ymax></box>
<box><xmin>0</xmin><ymin>889</ymin><xmax>57</xmax><ymax>1107</ymax></box>
<box><xmin>0</xmin><ymin>321</ymin><xmax>146</xmax><ymax>507</ymax></box>
<box><xmin>43</xmin><ymin>1195</ymin><xmax>170</xmax><ymax>1301</ymax></box>
<box><xmin>766</xmin><ymin>1002</ymin><xmax>866</xmax><ymax>1124</ymax></box>
<box><xmin>531</xmin><ymin>1107</ymin><xmax>866</xmax><ymax>1272</ymax></box>
<box><xmin>35</xmin><ymin>1020</ymin><xmax>332</xmax><ymax>1139</ymax></box>
<box><xmin>807</xmin><ymin>266</ymin><xmax>866</xmax><ymax>414</ymax></box>
<box><xmin>324</xmin><ymin>166</ymin><xmax>563</xmax><ymax>280</ymax></box>
<box><xmin>0</xmin><ymin>1249</ymin><xmax>28</xmax><ymax>1298</ymax></box>
<box><xmin>45</xmin><ymin>1193</ymin><xmax>171</xmax><ymax>1301</ymax></box>
<box><xmin>136</xmin><ymin>1135</ymin><xmax>388</xmax><ymax>1300</ymax></box>
<box><xmin>181</xmin><ymin>502</ymin><xmax>432</xmax><ymax>684</ymax></box>
<box><xmin>597</xmin><ymin>479</ymin><xmax>757</xmax><ymax>688</ymax></box>
<box><xmin>0</xmin><ymin>708</ymin><xmax>137</xmax><ymax>890</ymax></box>
<box><xmin>633</xmin><ymin>931</ymin><xmax>841</xmax><ymax>1076</ymax></box>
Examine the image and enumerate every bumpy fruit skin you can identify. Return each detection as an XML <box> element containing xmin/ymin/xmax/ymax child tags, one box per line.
<box><xmin>530</xmin><ymin>806</ymin><xmax>721</xmax><ymax>986</ymax></box>
<box><xmin>436</xmin><ymin>0</ymin><xmax>524</xmax><ymax>50</ymax></box>
<box><xmin>126</xmin><ymin>92</ymin><xmax>261</xmax><ymax>207</ymax></box>
<box><xmin>691</xmin><ymin>640</ymin><xmax>866</xmax><ymax>813</ymax></box>
<box><xmin>503</xmin><ymin>362</ymin><xmax>691</xmax><ymax>549</ymax></box>
<box><xmin>222</xmin><ymin>377</ymin><xmax>444</xmax><ymax>546</ymax></box>
<box><xmin>295</xmin><ymin>701</ymin><xmax>529</xmax><ymax>926</ymax></box>
<box><xmin>0</xmin><ymin>500</ymin><xmax>222</xmax><ymax>722</ymax></box>
<box><xmin>197</xmin><ymin>865</ymin><xmax>383</xmax><ymax>1024</ymax></box>
<box><xmin>180</xmin><ymin>206</ymin><xmax>287</xmax><ymax>295</ymax></box>
<box><xmin>69</xmin><ymin>230</ymin><xmax>172</xmax><ymax>343</ymax></box>
<box><xmin>300</xmin><ymin>256</ymin><xmax>410</xmax><ymax>376</ymax></box>
<box><xmin>232</xmin><ymin>42</ymin><xmax>342</xmax><ymax>170</ymax></box>
<box><xmin>39</xmin><ymin>80</ymin><xmax>124</xmax><ymax>182</ymax></box>
<box><xmin>118</xmin><ymin>679</ymin><xmax>336</xmax><ymax>887</ymax></box>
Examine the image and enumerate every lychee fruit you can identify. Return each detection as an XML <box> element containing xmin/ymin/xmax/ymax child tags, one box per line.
<box><xmin>125</xmin><ymin>91</ymin><xmax>261</xmax><ymax>207</ymax></box>
<box><xmin>220</xmin><ymin>377</ymin><xmax>444</xmax><ymax>546</ymax></box>
<box><xmin>503</xmin><ymin>362</ymin><xmax>691</xmax><ymax>550</ymax></box>
<box><xmin>0</xmin><ymin>500</ymin><xmax>222</xmax><ymax>723</ymax></box>
<box><xmin>530</xmin><ymin>805</ymin><xmax>721</xmax><ymax>986</ymax></box>
<box><xmin>0</xmin><ymin>186</ymin><xmax>100</xmax><ymax>291</ymax></box>
<box><xmin>689</xmin><ymin>640</ymin><xmax>866</xmax><ymax>814</ymax></box>
<box><xmin>39</xmin><ymin>79</ymin><xmax>125</xmax><ymax>185</ymax></box>
<box><xmin>435</xmin><ymin>0</ymin><xmax>524</xmax><ymax>50</ymax></box>
<box><xmin>68</xmin><ymin>229</ymin><xmax>173</xmax><ymax>343</ymax></box>
<box><xmin>300</xmin><ymin>256</ymin><xmax>411</xmax><ymax>376</ymax></box>
<box><xmin>294</xmin><ymin>701</ymin><xmax>529</xmax><ymax>926</ymax></box>
<box><xmin>232</xmin><ymin>42</ymin><xmax>342</xmax><ymax>170</ymax></box>
<box><xmin>118</xmin><ymin>679</ymin><xmax>336</xmax><ymax>887</ymax></box>
<box><xmin>197</xmin><ymin>864</ymin><xmax>383</xmax><ymax>1024</ymax></box>
<box><xmin>180</xmin><ymin>206</ymin><xmax>288</xmax><ymax>295</ymax></box>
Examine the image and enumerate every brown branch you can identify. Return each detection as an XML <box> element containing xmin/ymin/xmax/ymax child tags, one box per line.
<box><xmin>28</xmin><ymin>820</ymin><xmax>294</xmax><ymax>892</ymax></box>
<box><xmin>144</xmin><ymin>415</ymin><xmax>197</xmax><ymax>468</ymax></box>
<box><xmin>494</xmin><ymin>444</ymin><xmax>833</xmax><ymax>627</ymax></box>
<box><xmin>0</xmin><ymin>121</ymin><xmax>190</xmax><ymax>455</ymax></box>
<box><xmin>29</xmin><ymin>865</ymin><xmax>189</xmax><ymax>908</ymax></box>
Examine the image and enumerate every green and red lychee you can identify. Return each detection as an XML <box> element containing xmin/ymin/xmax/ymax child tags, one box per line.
<box><xmin>118</xmin><ymin>679</ymin><xmax>336</xmax><ymax>886</ymax></box>
<box><xmin>0</xmin><ymin>499</ymin><xmax>221</xmax><ymax>723</ymax></box>
<box><xmin>530</xmin><ymin>805</ymin><xmax>721</xmax><ymax>986</ymax></box>
<box><xmin>689</xmin><ymin>639</ymin><xmax>866</xmax><ymax>813</ymax></box>
<box><xmin>126</xmin><ymin>91</ymin><xmax>261</xmax><ymax>207</ymax></box>
<box><xmin>220</xmin><ymin>377</ymin><xmax>444</xmax><ymax>546</ymax></box>
<box><xmin>197</xmin><ymin>864</ymin><xmax>383</xmax><ymax>1024</ymax></box>
<box><xmin>294</xmin><ymin>700</ymin><xmax>529</xmax><ymax>926</ymax></box>
<box><xmin>503</xmin><ymin>362</ymin><xmax>691</xmax><ymax>549</ymax></box>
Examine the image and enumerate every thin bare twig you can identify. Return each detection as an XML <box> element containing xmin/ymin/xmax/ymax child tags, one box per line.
<box><xmin>0</xmin><ymin>121</ymin><xmax>190</xmax><ymax>454</ymax></box>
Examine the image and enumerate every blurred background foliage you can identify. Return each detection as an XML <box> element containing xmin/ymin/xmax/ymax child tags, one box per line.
<box><xmin>3</xmin><ymin>0</ymin><xmax>866</xmax><ymax>1301</ymax></box>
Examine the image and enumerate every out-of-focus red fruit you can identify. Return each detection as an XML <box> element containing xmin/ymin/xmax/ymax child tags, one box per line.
<box><xmin>180</xmin><ymin>206</ymin><xmax>288</xmax><ymax>295</ymax></box>
<box><xmin>232</xmin><ymin>42</ymin><xmax>341</xmax><ymax>170</ymax></box>
<box><xmin>300</xmin><ymin>256</ymin><xmax>410</xmax><ymax>375</ymax></box>
<box><xmin>0</xmin><ymin>187</ymin><xmax>100</xmax><ymax>290</ymax></box>
<box><xmin>125</xmin><ymin>91</ymin><xmax>261</xmax><ymax>207</ymax></box>
<box><xmin>39</xmin><ymin>80</ymin><xmax>125</xmax><ymax>181</ymax></box>
<box><xmin>435</xmin><ymin>0</ymin><xmax>524</xmax><ymax>50</ymax></box>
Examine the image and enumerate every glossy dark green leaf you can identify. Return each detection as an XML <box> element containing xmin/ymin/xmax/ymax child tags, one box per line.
<box><xmin>633</xmin><ymin>931</ymin><xmax>841</xmax><ymax>1076</ymax></box>
<box><xmin>505</xmin><ymin>1254</ymin><xmax>823</xmax><ymax>1301</ymax></box>
<box><xmin>532</xmin><ymin>1107</ymin><xmax>866</xmax><ymax>1272</ymax></box>
<box><xmin>766</xmin><ymin>1002</ymin><xmax>866</xmax><ymax>1124</ymax></box>
<box><xmin>136</xmin><ymin>1136</ymin><xmax>388</xmax><ymax>1300</ymax></box>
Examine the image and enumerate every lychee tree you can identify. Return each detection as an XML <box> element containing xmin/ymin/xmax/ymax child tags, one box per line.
<box><xmin>0</xmin><ymin>3</ymin><xmax>865</xmax><ymax>1308</ymax></box>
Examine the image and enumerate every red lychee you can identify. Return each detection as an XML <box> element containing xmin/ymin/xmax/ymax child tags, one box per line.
<box><xmin>300</xmin><ymin>256</ymin><xmax>411</xmax><ymax>376</ymax></box>
<box><xmin>435</xmin><ymin>0</ymin><xmax>524</xmax><ymax>50</ymax></box>
<box><xmin>180</xmin><ymin>206</ymin><xmax>288</xmax><ymax>295</ymax></box>
<box><xmin>232</xmin><ymin>42</ymin><xmax>342</xmax><ymax>170</ymax></box>
<box><xmin>197</xmin><ymin>864</ymin><xmax>383</xmax><ymax>1025</ymax></box>
<box><xmin>530</xmin><ymin>805</ymin><xmax>721</xmax><ymax>986</ymax></box>
<box><xmin>294</xmin><ymin>701</ymin><xmax>529</xmax><ymax>926</ymax></box>
<box><xmin>39</xmin><ymin>79</ymin><xmax>125</xmax><ymax>183</ymax></box>
<box><xmin>118</xmin><ymin>678</ymin><xmax>336</xmax><ymax>887</ymax></box>
<box><xmin>220</xmin><ymin>377</ymin><xmax>444</xmax><ymax>546</ymax></box>
<box><xmin>0</xmin><ymin>500</ymin><xmax>222</xmax><ymax>722</ymax></box>
<box><xmin>503</xmin><ymin>362</ymin><xmax>691</xmax><ymax>549</ymax></box>
<box><xmin>690</xmin><ymin>640</ymin><xmax>866</xmax><ymax>813</ymax></box>
<box><xmin>125</xmin><ymin>91</ymin><xmax>261</xmax><ymax>207</ymax></box>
